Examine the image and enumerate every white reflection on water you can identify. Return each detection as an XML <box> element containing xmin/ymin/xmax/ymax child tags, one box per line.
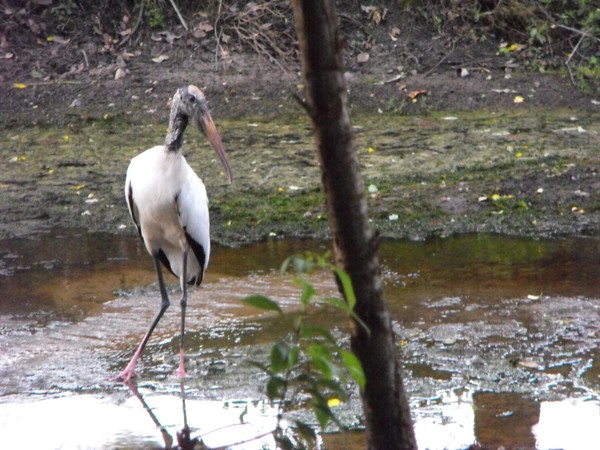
<box><xmin>1</xmin><ymin>391</ymin><xmax>598</xmax><ymax>449</ymax></box>
<box><xmin>533</xmin><ymin>398</ymin><xmax>600</xmax><ymax>450</ymax></box>
<box><xmin>0</xmin><ymin>394</ymin><xmax>278</xmax><ymax>449</ymax></box>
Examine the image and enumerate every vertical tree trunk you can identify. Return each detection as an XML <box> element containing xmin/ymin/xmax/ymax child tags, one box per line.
<box><xmin>291</xmin><ymin>1</ymin><xmax>417</xmax><ymax>449</ymax></box>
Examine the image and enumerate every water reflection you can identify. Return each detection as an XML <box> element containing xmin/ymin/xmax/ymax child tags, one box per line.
<box><xmin>0</xmin><ymin>231</ymin><xmax>599</xmax><ymax>449</ymax></box>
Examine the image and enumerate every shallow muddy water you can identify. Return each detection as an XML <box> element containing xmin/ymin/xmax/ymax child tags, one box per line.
<box><xmin>0</xmin><ymin>231</ymin><xmax>598</xmax><ymax>449</ymax></box>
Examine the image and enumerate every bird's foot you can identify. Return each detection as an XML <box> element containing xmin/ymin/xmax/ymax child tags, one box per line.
<box><xmin>112</xmin><ymin>366</ymin><xmax>138</xmax><ymax>383</ymax></box>
<box><xmin>174</xmin><ymin>366</ymin><xmax>188</xmax><ymax>379</ymax></box>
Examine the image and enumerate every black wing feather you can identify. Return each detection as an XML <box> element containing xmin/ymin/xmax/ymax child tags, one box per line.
<box><xmin>127</xmin><ymin>183</ymin><xmax>142</xmax><ymax>238</ymax></box>
<box><xmin>185</xmin><ymin>230</ymin><xmax>206</xmax><ymax>286</ymax></box>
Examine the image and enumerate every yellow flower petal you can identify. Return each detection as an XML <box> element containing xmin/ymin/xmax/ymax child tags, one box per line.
<box><xmin>514</xmin><ymin>95</ymin><xmax>524</xmax><ymax>104</ymax></box>
<box><xmin>13</xmin><ymin>83</ymin><xmax>27</xmax><ymax>89</ymax></box>
<box><xmin>327</xmin><ymin>398</ymin><xmax>341</xmax><ymax>407</ymax></box>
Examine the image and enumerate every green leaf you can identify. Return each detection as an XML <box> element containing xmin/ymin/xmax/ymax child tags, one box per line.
<box><xmin>242</xmin><ymin>295</ymin><xmax>283</xmax><ymax>315</ymax></box>
<box><xmin>271</xmin><ymin>341</ymin><xmax>291</xmax><ymax>372</ymax></box>
<box><xmin>313</xmin><ymin>402</ymin><xmax>334</xmax><ymax>429</ymax></box>
<box><xmin>308</xmin><ymin>343</ymin><xmax>336</xmax><ymax>379</ymax></box>
<box><xmin>288</xmin><ymin>346</ymin><xmax>300</xmax><ymax>368</ymax></box>
<box><xmin>293</xmin><ymin>255</ymin><xmax>314</xmax><ymax>274</ymax></box>
<box><xmin>281</xmin><ymin>254</ymin><xmax>314</xmax><ymax>274</ymax></box>
<box><xmin>322</xmin><ymin>296</ymin><xmax>350</xmax><ymax>313</ymax></box>
<box><xmin>333</xmin><ymin>267</ymin><xmax>356</xmax><ymax>310</ymax></box>
<box><xmin>293</xmin><ymin>420</ymin><xmax>317</xmax><ymax>442</ymax></box>
<box><xmin>340</xmin><ymin>350</ymin><xmax>366</xmax><ymax>390</ymax></box>
<box><xmin>266</xmin><ymin>375</ymin><xmax>287</xmax><ymax>400</ymax></box>
<box><xmin>299</xmin><ymin>325</ymin><xmax>337</xmax><ymax>345</ymax></box>
<box><xmin>294</xmin><ymin>277</ymin><xmax>315</xmax><ymax>307</ymax></box>
<box><xmin>299</xmin><ymin>279</ymin><xmax>316</xmax><ymax>306</ymax></box>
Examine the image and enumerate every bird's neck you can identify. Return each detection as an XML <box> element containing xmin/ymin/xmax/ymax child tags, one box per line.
<box><xmin>164</xmin><ymin>111</ymin><xmax>189</xmax><ymax>153</ymax></box>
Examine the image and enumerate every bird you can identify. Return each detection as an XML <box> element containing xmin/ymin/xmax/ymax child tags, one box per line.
<box><xmin>115</xmin><ymin>85</ymin><xmax>232</xmax><ymax>382</ymax></box>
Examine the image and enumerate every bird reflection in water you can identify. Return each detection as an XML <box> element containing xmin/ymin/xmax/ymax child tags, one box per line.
<box><xmin>126</xmin><ymin>381</ymin><xmax>205</xmax><ymax>450</ymax></box>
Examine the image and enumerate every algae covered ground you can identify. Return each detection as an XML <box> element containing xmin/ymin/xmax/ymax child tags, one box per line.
<box><xmin>1</xmin><ymin>107</ymin><xmax>599</xmax><ymax>244</ymax></box>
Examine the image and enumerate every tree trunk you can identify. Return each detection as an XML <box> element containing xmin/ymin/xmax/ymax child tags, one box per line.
<box><xmin>290</xmin><ymin>1</ymin><xmax>417</xmax><ymax>449</ymax></box>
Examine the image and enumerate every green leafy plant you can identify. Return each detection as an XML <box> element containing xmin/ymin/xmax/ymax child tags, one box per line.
<box><xmin>242</xmin><ymin>253</ymin><xmax>366</xmax><ymax>449</ymax></box>
<box><xmin>146</xmin><ymin>1</ymin><xmax>165</xmax><ymax>29</ymax></box>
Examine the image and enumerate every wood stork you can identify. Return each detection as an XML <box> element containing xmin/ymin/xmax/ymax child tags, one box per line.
<box><xmin>115</xmin><ymin>85</ymin><xmax>232</xmax><ymax>382</ymax></box>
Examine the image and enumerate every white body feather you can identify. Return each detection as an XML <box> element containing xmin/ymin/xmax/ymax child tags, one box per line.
<box><xmin>125</xmin><ymin>145</ymin><xmax>210</xmax><ymax>284</ymax></box>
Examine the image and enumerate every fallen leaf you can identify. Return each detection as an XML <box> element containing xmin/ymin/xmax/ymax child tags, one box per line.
<box><xmin>198</xmin><ymin>22</ymin><xmax>214</xmax><ymax>32</ymax></box>
<box><xmin>13</xmin><ymin>83</ymin><xmax>27</xmax><ymax>89</ymax></box>
<box><xmin>115</xmin><ymin>68</ymin><xmax>126</xmax><ymax>80</ymax></box>
<box><xmin>151</xmin><ymin>55</ymin><xmax>169</xmax><ymax>64</ymax></box>
<box><xmin>407</xmin><ymin>89</ymin><xmax>427</xmax><ymax>99</ymax></box>
<box><xmin>514</xmin><ymin>95</ymin><xmax>524</xmax><ymax>103</ymax></box>
<box><xmin>380</xmin><ymin>74</ymin><xmax>404</xmax><ymax>85</ymax></box>
<box><xmin>508</xmin><ymin>43</ymin><xmax>526</xmax><ymax>52</ymax></box>
<box><xmin>457</xmin><ymin>67</ymin><xmax>469</xmax><ymax>78</ymax></box>
<box><xmin>357</xmin><ymin>52</ymin><xmax>369</xmax><ymax>64</ymax></box>
<box><xmin>49</xmin><ymin>35</ymin><xmax>70</xmax><ymax>44</ymax></box>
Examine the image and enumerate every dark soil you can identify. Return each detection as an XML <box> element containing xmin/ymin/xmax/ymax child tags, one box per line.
<box><xmin>1</xmin><ymin>4</ymin><xmax>599</xmax><ymax>243</ymax></box>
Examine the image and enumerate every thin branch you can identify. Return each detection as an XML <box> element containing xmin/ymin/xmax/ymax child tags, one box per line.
<box><xmin>565</xmin><ymin>32</ymin><xmax>585</xmax><ymax>86</ymax></box>
<box><xmin>424</xmin><ymin>40</ymin><xmax>456</xmax><ymax>76</ymax></box>
<box><xmin>117</xmin><ymin>0</ymin><xmax>145</xmax><ymax>48</ymax></box>
<box><xmin>168</xmin><ymin>0</ymin><xmax>188</xmax><ymax>31</ymax></box>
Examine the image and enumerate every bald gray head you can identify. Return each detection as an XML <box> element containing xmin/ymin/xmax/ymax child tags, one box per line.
<box><xmin>165</xmin><ymin>85</ymin><xmax>233</xmax><ymax>183</ymax></box>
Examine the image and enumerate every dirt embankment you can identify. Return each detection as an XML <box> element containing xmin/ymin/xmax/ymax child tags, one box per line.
<box><xmin>1</xmin><ymin>5</ymin><xmax>599</xmax><ymax>243</ymax></box>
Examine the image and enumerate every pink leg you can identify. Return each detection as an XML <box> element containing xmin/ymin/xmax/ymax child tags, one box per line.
<box><xmin>114</xmin><ymin>254</ymin><xmax>170</xmax><ymax>382</ymax></box>
<box><xmin>175</xmin><ymin>347</ymin><xmax>187</xmax><ymax>378</ymax></box>
<box><xmin>113</xmin><ymin>333</ymin><xmax>149</xmax><ymax>382</ymax></box>
<box><xmin>175</xmin><ymin>250</ymin><xmax>189</xmax><ymax>379</ymax></box>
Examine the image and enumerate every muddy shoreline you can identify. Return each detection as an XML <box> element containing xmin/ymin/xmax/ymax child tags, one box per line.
<box><xmin>1</xmin><ymin>17</ymin><xmax>600</xmax><ymax>244</ymax></box>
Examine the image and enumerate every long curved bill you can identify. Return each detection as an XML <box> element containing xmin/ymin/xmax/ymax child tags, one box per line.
<box><xmin>196</xmin><ymin>109</ymin><xmax>233</xmax><ymax>183</ymax></box>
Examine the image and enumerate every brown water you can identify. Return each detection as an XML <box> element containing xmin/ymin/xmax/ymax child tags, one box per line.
<box><xmin>0</xmin><ymin>231</ymin><xmax>599</xmax><ymax>449</ymax></box>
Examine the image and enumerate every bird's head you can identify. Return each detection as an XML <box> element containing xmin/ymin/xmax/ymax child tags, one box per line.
<box><xmin>175</xmin><ymin>85</ymin><xmax>233</xmax><ymax>183</ymax></box>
